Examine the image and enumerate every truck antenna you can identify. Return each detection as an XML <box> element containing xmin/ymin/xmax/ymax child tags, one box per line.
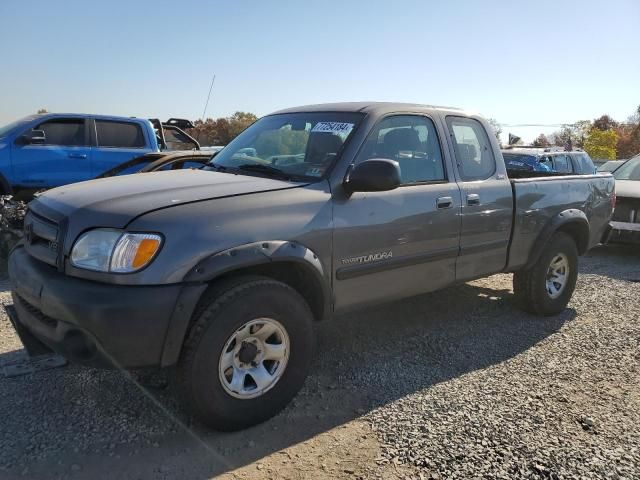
<box><xmin>201</xmin><ymin>74</ymin><xmax>216</xmax><ymax>121</ymax></box>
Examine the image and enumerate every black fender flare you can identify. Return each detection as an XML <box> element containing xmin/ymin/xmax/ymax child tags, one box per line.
<box><xmin>524</xmin><ymin>209</ymin><xmax>589</xmax><ymax>269</ymax></box>
<box><xmin>184</xmin><ymin>240</ymin><xmax>331</xmax><ymax>318</ymax></box>
<box><xmin>160</xmin><ymin>241</ymin><xmax>330</xmax><ymax>367</ymax></box>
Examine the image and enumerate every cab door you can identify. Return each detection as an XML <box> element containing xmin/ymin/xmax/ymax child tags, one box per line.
<box><xmin>12</xmin><ymin>118</ymin><xmax>92</xmax><ymax>188</ymax></box>
<box><xmin>91</xmin><ymin>119</ymin><xmax>150</xmax><ymax>177</ymax></box>
<box><xmin>444</xmin><ymin>116</ymin><xmax>513</xmax><ymax>281</ymax></box>
<box><xmin>332</xmin><ymin>114</ymin><xmax>461</xmax><ymax>311</ymax></box>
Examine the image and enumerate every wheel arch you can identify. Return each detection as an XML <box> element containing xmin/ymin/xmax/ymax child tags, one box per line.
<box><xmin>525</xmin><ymin>209</ymin><xmax>589</xmax><ymax>269</ymax></box>
<box><xmin>183</xmin><ymin>241</ymin><xmax>332</xmax><ymax>323</ymax></box>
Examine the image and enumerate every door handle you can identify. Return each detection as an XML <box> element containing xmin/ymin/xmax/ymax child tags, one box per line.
<box><xmin>436</xmin><ymin>196</ymin><xmax>453</xmax><ymax>209</ymax></box>
<box><xmin>466</xmin><ymin>193</ymin><xmax>480</xmax><ymax>206</ymax></box>
<box><xmin>68</xmin><ymin>153</ymin><xmax>87</xmax><ymax>159</ymax></box>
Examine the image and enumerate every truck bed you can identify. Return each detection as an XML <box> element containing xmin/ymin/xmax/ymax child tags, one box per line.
<box><xmin>506</xmin><ymin>173</ymin><xmax>615</xmax><ymax>271</ymax></box>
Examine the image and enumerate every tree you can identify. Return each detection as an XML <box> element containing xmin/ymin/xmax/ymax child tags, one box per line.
<box><xmin>584</xmin><ymin>128</ymin><xmax>618</xmax><ymax>160</ymax></box>
<box><xmin>615</xmin><ymin>104</ymin><xmax>640</xmax><ymax>159</ymax></box>
<box><xmin>549</xmin><ymin>120</ymin><xmax>591</xmax><ymax>149</ymax></box>
<box><xmin>36</xmin><ymin>108</ymin><xmax>48</xmax><ymax>114</ymax></box>
<box><xmin>187</xmin><ymin>112</ymin><xmax>258</xmax><ymax>146</ymax></box>
<box><xmin>228</xmin><ymin>111</ymin><xmax>258</xmax><ymax>140</ymax></box>
<box><xmin>616</xmin><ymin>125</ymin><xmax>640</xmax><ymax>159</ymax></box>
<box><xmin>487</xmin><ymin>118</ymin><xmax>502</xmax><ymax>143</ymax></box>
<box><xmin>531</xmin><ymin>133</ymin><xmax>550</xmax><ymax>147</ymax></box>
<box><xmin>592</xmin><ymin>114</ymin><xmax>618</xmax><ymax>131</ymax></box>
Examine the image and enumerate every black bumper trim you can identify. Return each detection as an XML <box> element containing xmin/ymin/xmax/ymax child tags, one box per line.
<box><xmin>8</xmin><ymin>246</ymin><xmax>203</xmax><ymax>369</ymax></box>
<box><xmin>606</xmin><ymin>221</ymin><xmax>640</xmax><ymax>245</ymax></box>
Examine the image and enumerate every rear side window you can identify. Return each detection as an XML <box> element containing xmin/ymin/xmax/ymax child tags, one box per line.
<box><xmin>35</xmin><ymin>119</ymin><xmax>87</xmax><ymax>146</ymax></box>
<box><xmin>355</xmin><ymin>115</ymin><xmax>445</xmax><ymax>184</ymax></box>
<box><xmin>446</xmin><ymin>117</ymin><xmax>496</xmax><ymax>181</ymax></box>
<box><xmin>553</xmin><ymin>154</ymin><xmax>572</xmax><ymax>173</ymax></box>
<box><xmin>574</xmin><ymin>153</ymin><xmax>595</xmax><ymax>174</ymax></box>
<box><xmin>96</xmin><ymin>120</ymin><xmax>145</xmax><ymax>148</ymax></box>
<box><xmin>502</xmin><ymin>153</ymin><xmax>535</xmax><ymax>171</ymax></box>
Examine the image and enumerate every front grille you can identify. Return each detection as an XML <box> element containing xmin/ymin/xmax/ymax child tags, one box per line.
<box><xmin>23</xmin><ymin>210</ymin><xmax>61</xmax><ymax>267</ymax></box>
<box><xmin>15</xmin><ymin>294</ymin><xmax>58</xmax><ymax>329</ymax></box>
<box><xmin>613</xmin><ymin>197</ymin><xmax>640</xmax><ymax>223</ymax></box>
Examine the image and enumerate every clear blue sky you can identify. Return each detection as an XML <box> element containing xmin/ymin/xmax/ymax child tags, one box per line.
<box><xmin>1</xmin><ymin>0</ymin><xmax>638</xmax><ymax>142</ymax></box>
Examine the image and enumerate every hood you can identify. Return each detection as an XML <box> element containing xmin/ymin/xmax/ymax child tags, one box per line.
<box><xmin>32</xmin><ymin>169</ymin><xmax>307</xmax><ymax>228</ymax></box>
<box><xmin>615</xmin><ymin>180</ymin><xmax>640</xmax><ymax>199</ymax></box>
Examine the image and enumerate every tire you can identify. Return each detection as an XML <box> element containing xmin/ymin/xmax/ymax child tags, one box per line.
<box><xmin>178</xmin><ymin>276</ymin><xmax>314</xmax><ymax>431</ymax></box>
<box><xmin>513</xmin><ymin>232</ymin><xmax>579</xmax><ymax>316</ymax></box>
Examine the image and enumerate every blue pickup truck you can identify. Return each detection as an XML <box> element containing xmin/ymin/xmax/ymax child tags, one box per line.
<box><xmin>0</xmin><ymin>113</ymin><xmax>199</xmax><ymax>198</ymax></box>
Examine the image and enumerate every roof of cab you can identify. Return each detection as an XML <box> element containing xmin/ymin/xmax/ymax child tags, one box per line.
<box><xmin>32</xmin><ymin>113</ymin><xmax>151</xmax><ymax>123</ymax></box>
<box><xmin>271</xmin><ymin>102</ymin><xmax>467</xmax><ymax>116</ymax></box>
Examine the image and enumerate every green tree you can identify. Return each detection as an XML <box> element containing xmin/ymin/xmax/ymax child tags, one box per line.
<box><xmin>37</xmin><ymin>108</ymin><xmax>48</xmax><ymax>114</ymax></box>
<box><xmin>584</xmin><ymin>128</ymin><xmax>618</xmax><ymax>160</ymax></box>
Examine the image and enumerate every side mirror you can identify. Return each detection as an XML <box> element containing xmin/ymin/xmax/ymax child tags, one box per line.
<box><xmin>19</xmin><ymin>129</ymin><xmax>46</xmax><ymax>145</ymax></box>
<box><xmin>345</xmin><ymin>158</ymin><xmax>401</xmax><ymax>193</ymax></box>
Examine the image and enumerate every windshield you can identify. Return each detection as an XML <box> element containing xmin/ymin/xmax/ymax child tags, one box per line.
<box><xmin>597</xmin><ymin>161</ymin><xmax>623</xmax><ymax>173</ymax></box>
<box><xmin>613</xmin><ymin>155</ymin><xmax>640</xmax><ymax>180</ymax></box>
<box><xmin>207</xmin><ymin>112</ymin><xmax>363</xmax><ymax>181</ymax></box>
<box><xmin>0</xmin><ymin>116</ymin><xmax>35</xmax><ymax>138</ymax></box>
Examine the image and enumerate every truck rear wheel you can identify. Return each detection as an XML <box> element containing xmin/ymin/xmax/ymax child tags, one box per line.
<box><xmin>513</xmin><ymin>232</ymin><xmax>578</xmax><ymax>316</ymax></box>
<box><xmin>178</xmin><ymin>276</ymin><xmax>314</xmax><ymax>431</ymax></box>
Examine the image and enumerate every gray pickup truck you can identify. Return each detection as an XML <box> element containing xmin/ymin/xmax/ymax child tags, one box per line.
<box><xmin>7</xmin><ymin>102</ymin><xmax>614</xmax><ymax>431</ymax></box>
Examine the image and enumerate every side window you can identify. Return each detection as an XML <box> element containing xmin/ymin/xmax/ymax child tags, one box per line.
<box><xmin>554</xmin><ymin>154</ymin><xmax>572</xmax><ymax>173</ymax></box>
<box><xmin>446</xmin><ymin>117</ymin><xmax>495</xmax><ymax>181</ymax></box>
<box><xmin>355</xmin><ymin>115</ymin><xmax>445</xmax><ymax>184</ymax></box>
<box><xmin>539</xmin><ymin>156</ymin><xmax>553</xmax><ymax>170</ymax></box>
<box><xmin>575</xmin><ymin>153</ymin><xmax>595</xmax><ymax>174</ymax></box>
<box><xmin>96</xmin><ymin>121</ymin><xmax>146</xmax><ymax>148</ymax></box>
<box><xmin>34</xmin><ymin>119</ymin><xmax>87</xmax><ymax>146</ymax></box>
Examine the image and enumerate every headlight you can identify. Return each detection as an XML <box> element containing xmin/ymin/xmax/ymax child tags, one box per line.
<box><xmin>70</xmin><ymin>229</ymin><xmax>162</xmax><ymax>273</ymax></box>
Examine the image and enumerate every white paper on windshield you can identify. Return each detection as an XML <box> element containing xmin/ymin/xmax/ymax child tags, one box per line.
<box><xmin>311</xmin><ymin>122</ymin><xmax>354</xmax><ymax>134</ymax></box>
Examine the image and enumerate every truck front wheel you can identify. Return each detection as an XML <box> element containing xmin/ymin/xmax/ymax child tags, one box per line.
<box><xmin>513</xmin><ymin>232</ymin><xmax>579</xmax><ymax>316</ymax></box>
<box><xmin>178</xmin><ymin>276</ymin><xmax>314</xmax><ymax>431</ymax></box>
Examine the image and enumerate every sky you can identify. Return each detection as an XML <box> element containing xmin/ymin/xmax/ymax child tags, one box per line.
<box><xmin>0</xmin><ymin>0</ymin><xmax>638</xmax><ymax>143</ymax></box>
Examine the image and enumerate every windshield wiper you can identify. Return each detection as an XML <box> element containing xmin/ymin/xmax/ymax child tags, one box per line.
<box><xmin>237</xmin><ymin>163</ymin><xmax>292</xmax><ymax>180</ymax></box>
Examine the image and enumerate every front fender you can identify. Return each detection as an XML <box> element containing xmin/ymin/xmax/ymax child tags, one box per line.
<box><xmin>184</xmin><ymin>240</ymin><xmax>332</xmax><ymax>322</ymax></box>
<box><xmin>183</xmin><ymin>240</ymin><xmax>325</xmax><ymax>282</ymax></box>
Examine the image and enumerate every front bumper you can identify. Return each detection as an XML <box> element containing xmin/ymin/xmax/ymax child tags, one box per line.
<box><xmin>8</xmin><ymin>246</ymin><xmax>205</xmax><ymax>368</ymax></box>
<box><xmin>606</xmin><ymin>221</ymin><xmax>640</xmax><ymax>245</ymax></box>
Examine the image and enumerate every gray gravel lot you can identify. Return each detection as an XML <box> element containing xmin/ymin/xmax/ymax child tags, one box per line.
<box><xmin>0</xmin><ymin>245</ymin><xmax>638</xmax><ymax>479</ymax></box>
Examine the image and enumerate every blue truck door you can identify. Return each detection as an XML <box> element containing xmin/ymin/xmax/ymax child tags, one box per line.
<box><xmin>332</xmin><ymin>114</ymin><xmax>462</xmax><ymax>311</ymax></box>
<box><xmin>91</xmin><ymin>119</ymin><xmax>150</xmax><ymax>177</ymax></box>
<box><xmin>12</xmin><ymin>118</ymin><xmax>93</xmax><ymax>188</ymax></box>
<box><xmin>444</xmin><ymin>116</ymin><xmax>513</xmax><ymax>281</ymax></box>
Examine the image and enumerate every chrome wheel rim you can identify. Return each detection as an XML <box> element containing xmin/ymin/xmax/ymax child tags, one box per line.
<box><xmin>218</xmin><ymin>318</ymin><xmax>290</xmax><ymax>399</ymax></box>
<box><xmin>546</xmin><ymin>253</ymin><xmax>569</xmax><ymax>299</ymax></box>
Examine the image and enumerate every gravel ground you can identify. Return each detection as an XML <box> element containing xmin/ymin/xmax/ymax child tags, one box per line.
<box><xmin>0</xmin><ymin>245</ymin><xmax>638</xmax><ymax>479</ymax></box>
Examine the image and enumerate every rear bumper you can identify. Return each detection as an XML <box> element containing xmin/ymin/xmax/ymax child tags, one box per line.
<box><xmin>8</xmin><ymin>246</ymin><xmax>205</xmax><ymax>368</ymax></box>
<box><xmin>606</xmin><ymin>221</ymin><xmax>640</xmax><ymax>245</ymax></box>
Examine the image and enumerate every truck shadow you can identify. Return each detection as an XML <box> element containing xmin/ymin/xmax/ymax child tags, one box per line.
<box><xmin>0</xmin><ymin>278</ymin><xmax>575</xmax><ymax>478</ymax></box>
